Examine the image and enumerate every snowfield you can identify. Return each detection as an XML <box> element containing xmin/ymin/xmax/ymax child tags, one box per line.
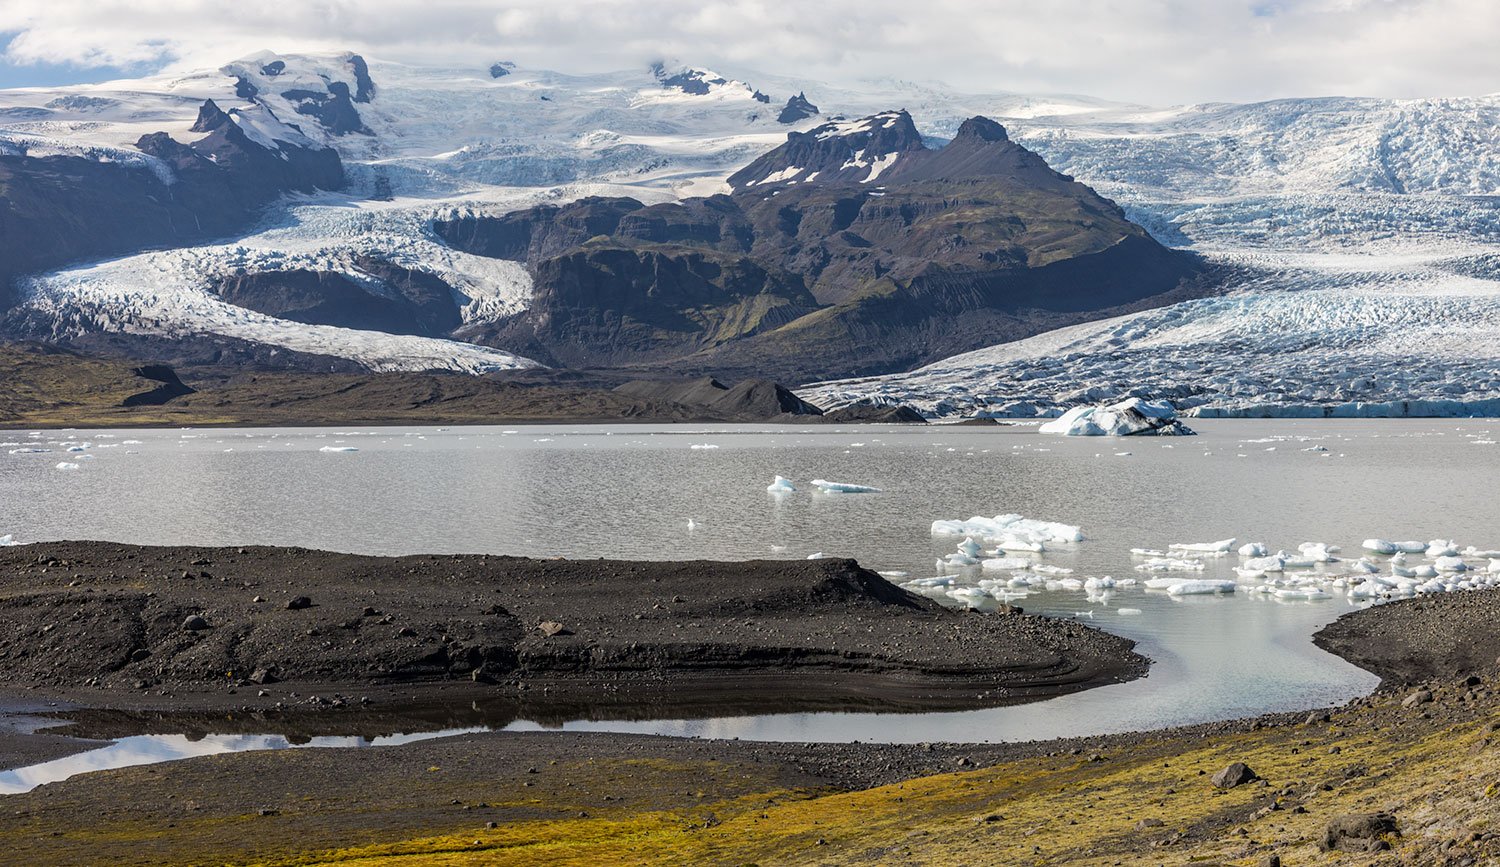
<box><xmin>4</xmin><ymin>52</ymin><xmax>1500</xmax><ymax>394</ymax></box>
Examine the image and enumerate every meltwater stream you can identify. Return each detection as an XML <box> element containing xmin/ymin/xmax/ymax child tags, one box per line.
<box><xmin>1</xmin><ymin>418</ymin><xmax>1497</xmax><ymax>777</ymax></box>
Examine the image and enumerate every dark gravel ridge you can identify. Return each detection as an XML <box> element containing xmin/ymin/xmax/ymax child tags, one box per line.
<box><xmin>0</xmin><ymin>542</ymin><xmax>1146</xmax><ymax>714</ymax></box>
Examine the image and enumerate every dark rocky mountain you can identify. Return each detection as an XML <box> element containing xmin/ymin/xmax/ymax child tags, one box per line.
<box><xmin>0</xmin><ymin>100</ymin><xmax>344</xmax><ymax>312</ymax></box>
<box><xmin>489</xmin><ymin>62</ymin><xmax>513</xmax><ymax>79</ymax></box>
<box><xmin>227</xmin><ymin>52</ymin><xmax>375</xmax><ymax>137</ymax></box>
<box><xmin>778</xmin><ymin>92</ymin><xmax>820</xmax><ymax>124</ymax></box>
<box><xmin>434</xmin><ymin>110</ymin><xmax>1210</xmax><ymax>382</ymax></box>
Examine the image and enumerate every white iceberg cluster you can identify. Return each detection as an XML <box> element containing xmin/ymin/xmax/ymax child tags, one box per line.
<box><xmin>1038</xmin><ymin>398</ymin><xmax>1194</xmax><ymax>437</ymax></box>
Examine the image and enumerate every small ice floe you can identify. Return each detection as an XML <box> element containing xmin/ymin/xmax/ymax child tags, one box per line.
<box><xmin>0</xmin><ymin>534</ymin><xmax>18</xmax><ymax>546</ymax></box>
<box><xmin>1238</xmin><ymin>542</ymin><xmax>1268</xmax><ymax>558</ymax></box>
<box><xmin>770</xmin><ymin>544</ymin><xmax>788</xmax><ymax>553</ymax></box>
<box><xmin>1116</xmin><ymin>607</ymin><xmax>1144</xmax><ymax>615</ymax></box>
<box><xmin>318</xmin><ymin>446</ymin><xmax>359</xmax><ymax>453</ymax></box>
<box><xmin>1363</xmin><ymin>539</ymin><xmax>1398</xmax><ymax>555</ymax></box>
<box><xmin>1166</xmin><ymin>580</ymin><xmax>1237</xmax><ymax>596</ymax></box>
<box><xmin>766</xmin><ymin>476</ymin><xmax>797</xmax><ymax>493</ymax></box>
<box><xmin>809</xmin><ymin>479</ymin><xmax>882</xmax><ymax>494</ymax></box>
<box><xmin>1394</xmin><ymin>541</ymin><xmax>1427</xmax><ymax>553</ymax></box>
<box><xmin>690</xmin><ymin>443</ymin><xmax>720</xmax><ymax>450</ymax></box>
<box><xmin>957</xmin><ymin>537</ymin><xmax>984</xmax><ymax>559</ymax></box>
<box><xmin>1489</xmin><ymin>559</ymin><xmax>1500</xmax><ymax>574</ymax></box>
<box><xmin>806</xmin><ymin>552</ymin><xmax>833</xmax><ymax>559</ymax></box>
<box><xmin>1274</xmin><ymin>587</ymin><xmax>1330</xmax><ymax>600</ymax></box>
<box><xmin>686</xmin><ymin>519</ymin><xmax>698</xmax><ymax>531</ymax></box>
<box><xmin>1131</xmin><ymin>548</ymin><xmax>1168</xmax><ymax>557</ymax></box>
<box><xmin>1347</xmin><ymin>559</ymin><xmax>1381</xmax><ymax>575</ymax></box>
<box><xmin>1033</xmin><ymin>564</ymin><xmax>1075</xmax><ymax>576</ymax></box>
<box><xmin>995</xmin><ymin>536</ymin><xmax>1046</xmax><ymax>553</ymax></box>
<box><xmin>1038</xmin><ymin>398</ymin><xmax>1194</xmax><ymax>437</ymax></box>
<box><xmin>1433</xmin><ymin>556</ymin><xmax>1468</xmax><ymax>573</ymax></box>
<box><xmin>877</xmin><ymin>570</ymin><xmax>909</xmax><ymax>579</ymax></box>
<box><xmin>1243</xmin><ymin>553</ymin><xmax>1288</xmax><ymax>572</ymax></box>
<box><xmin>931</xmin><ymin>514</ymin><xmax>1084</xmax><ymax>544</ymax></box>
<box><xmin>54</xmin><ymin>462</ymin><xmax>80</xmax><ymax>470</ymax></box>
<box><xmin>1297</xmin><ymin>542</ymin><xmax>1339</xmax><ymax>563</ymax></box>
<box><xmin>1426</xmin><ymin>540</ymin><xmax>1459</xmax><ymax>558</ymax></box>
<box><xmin>1170</xmin><ymin>539</ymin><xmax>1236</xmax><ymax>555</ymax></box>
<box><xmin>980</xmin><ymin>556</ymin><xmax>1033</xmax><ymax>571</ymax></box>
<box><xmin>1413</xmin><ymin>565</ymin><xmax>1439</xmax><ymax>578</ymax></box>
<box><xmin>9</xmin><ymin>448</ymin><xmax>50</xmax><ymax>454</ymax></box>
<box><xmin>1135</xmin><ymin>557</ymin><xmax>1206</xmax><ymax>573</ymax></box>
<box><xmin>1464</xmin><ymin>547</ymin><xmax>1500</xmax><ymax>558</ymax></box>
<box><xmin>1391</xmin><ymin>564</ymin><xmax>1418</xmax><ymax>578</ymax></box>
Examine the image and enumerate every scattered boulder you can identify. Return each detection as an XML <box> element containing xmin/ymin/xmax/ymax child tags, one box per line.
<box><xmin>181</xmin><ymin>615</ymin><xmax>211</xmax><ymax>631</ymax></box>
<box><xmin>538</xmin><ymin>620</ymin><xmax>571</xmax><ymax>637</ymax></box>
<box><xmin>1134</xmin><ymin>818</ymin><xmax>1165</xmax><ymax>830</ymax></box>
<box><xmin>286</xmin><ymin>596</ymin><xmax>313</xmax><ymax>611</ymax></box>
<box><xmin>1211</xmin><ymin>762</ymin><xmax>1259</xmax><ymax>789</ymax></box>
<box><xmin>1402</xmin><ymin>689</ymin><xmax>1434</xmax><ymax>708</ymax></box>
<box><xmin>1322</xmin><ymin>812</ymin><xmax>1399</xmax><ymax>852</ymax></box>
<box><xmin>249</xmin><ymin>668</ymin><xmax>279</xmax><ymax>685</ymax></box>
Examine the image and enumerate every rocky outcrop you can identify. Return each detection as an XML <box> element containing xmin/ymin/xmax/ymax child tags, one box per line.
<box><xmin>489</xmin><ymin>62</ymin><xmax>513</xmax><ymax>79</ymax></box>
<box><xmin>778</xmin><ymin>92</ymin><xmax>819</xmax><ymax>123</ymax></box>
<box><xmin>614</xmin><ymin>376</ymin><xmax>822</xmax><ymax>418</ymax></box>
<box><xmin>0</xmin><ymin>100</ymin><xmax>344</xmax><ymax>312</ymax></box>
<box><xmin>435</xmin><ymin>111</ymin><xmax>1209</xmax><ymax>382</ymax></box>
<box><xmin>281</xmin><ymin>82</ymin><xmax>371</xmax><ymax>136</ymax></box>
<box><xmin>211</xmin><ymin>261</ymin><xmax>461</xmax><ymax>338</ymax></box>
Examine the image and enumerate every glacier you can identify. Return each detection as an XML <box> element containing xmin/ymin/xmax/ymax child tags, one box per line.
<box><xmin>5</xmin><ymin>52</ymin><xmax>1500</xmax><ymax>395</ymax></box>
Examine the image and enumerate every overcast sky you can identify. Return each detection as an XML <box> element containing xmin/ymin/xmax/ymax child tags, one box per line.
<box><xmin>1</xmin><ymin>0</ymin><xmax>1497</xmax><ymax>103</ymax></box>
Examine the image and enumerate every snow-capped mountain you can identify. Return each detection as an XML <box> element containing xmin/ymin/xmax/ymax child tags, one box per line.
<box><xmin>1</xmin><ymin>51</ymin><xmax>1499</xmax><ymax>408</ymax></box>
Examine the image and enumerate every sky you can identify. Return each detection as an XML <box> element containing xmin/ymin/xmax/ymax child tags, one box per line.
<box><xmin>1</xmin><ymin>0</ymin><xmax>1497</xmax><ymax>104</ymax></box>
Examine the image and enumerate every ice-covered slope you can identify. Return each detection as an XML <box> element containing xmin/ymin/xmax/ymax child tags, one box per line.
<box><xmin>5</xmin><ymin>52</ymin><xmax>1500</xmax><ymax>390</ymax></box>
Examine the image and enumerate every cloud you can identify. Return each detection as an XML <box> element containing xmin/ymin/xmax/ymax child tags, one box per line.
<box><xmin>2</xmin><ymin>0</ymin><xmax>1497</xmax><ymax>103</ymax></box>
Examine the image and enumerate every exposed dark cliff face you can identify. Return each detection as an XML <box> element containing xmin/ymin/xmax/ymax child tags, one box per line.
<box><xmin>434</xmin><ymin>111</ymin><xmax>1210</xmax><ymax>382</ymax></box>
<box><xmin>0</xmin><ymin>100</ymin><xmax>345</xmax><ymax>312</ymax></box>
<box><xmin>211</xmin><ymin>259</ymin><xmax>461</xmax><ymax>337</ymax></box>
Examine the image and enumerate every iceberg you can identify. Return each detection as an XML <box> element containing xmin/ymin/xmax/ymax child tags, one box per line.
<box><xmin>1238</xmin><ymin>542</ymin><xmax>1269</xmax><ymax>557</ymax></box>
<box><xmin>319</xmin><ymin>446</ymin><xmax>359</xmax><ymax>453</ymax></box>
<box><xmin>1170</xmin><ymin>539</ymin><xmax>1236</xmax><ymax>554</ymax></box>
<box><xmin>54</xmin><ymin>462</ymin><xmax>80</xmax><ymax>470</ymax></box>
<box><xmin>1167</xmin><ymin>580</ymin><xmax>1237</xmax><ymax>595</ymax></box>
<box><xmin>1362</xmin><ymin>539</ymin><xmax>1398</xmax><ymax>555</ymax></box>
<box><xmin>930</xmin><ymin>514</ymin><xmax>1084</xmax><ymax>544</ymax></box>
<box><xmin>766</xmin><ymin>475</ymin><xmax>797</xmax><ymax>493</ymax></box>
<box><xmin>980</xmin><ymin>556</ymin><xmax>1033</xmax><ymax>571</ymax></box>
<box><xmin>809</xmin><ymin>479</ymin><xmax>882</xmax><ymax>494</ymax></box>
<box><xmin>1038</xmin><ymin>398</ymin><xmax>1194</xmax><ymax>437</ymax></box>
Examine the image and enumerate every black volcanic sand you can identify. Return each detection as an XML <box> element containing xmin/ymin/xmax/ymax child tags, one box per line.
<box><xmin>1</xmin><ymin>551</ymin><xmax>1499</xmax><ymax>864</ymax></box>
<box><xmin>0</xmin><ymin>542</ymin><xmax>1145</xmax><ymax>765</ymax></box>
<box><xmin>1314</xmin><ymin>591</ymin><xmax>1500</xmax><ymax>687</ymax></box>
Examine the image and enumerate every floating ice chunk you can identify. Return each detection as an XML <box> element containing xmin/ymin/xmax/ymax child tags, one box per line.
<box><xmin>810</xmin><ymin>479</ymin><xmax>882</xmax><ymax>494</ymax></box>
<box><xmin>1391</xmin><ymin>565</ymin><xmax>1417</xmax><ymax>578</ymax></box>
<box><xmin>1131</xmin><ymin>548</ymin><xmax>1168</xmax><ymax>557</ymax></box>
<box><xmin>1464</xmin><ymin>547</ymin><xmax>1500</xmax><ymax>559</ymax></box>
<box><xmin>1243</xmin><ymin>554</ymin><xmax>1288</xmax><ymax>573</ymax></box>
<box><xmin>1170</xmin><ymin>539</ymin><xmax>1236</xmax><ymax>554</ymax></box>
<box><xmin>319</xmin><ymin>446</ymin><xmax>359</xmax><ymax>453</ymax></box>
<box><xmin>1394</xmin><ymin>541</ymin><xmax>1427</xmax><ymax>554</ymax></box>
<box><xmin>1032</xmin><ymin>564</ymin><xmax>1074</xmax><ymax>576</ymax></box>
<box><xmin>995</xmin><ymin>535</ymin><xmax>1046</xmax><ymax>553</ymax></box>
<box><xmin>1347</xmin><ymin>581</ymin><xmax>1379</xmax><ymax>598</ymax></box>
<box><xmin>1038</xmin><ymin>398</ymin><xmax>1194</xmax><ymax>437</ymax></box>
<box><xmin>1297</xmin><ymin>542</ymin><xmax>1338</xmax><ymax>563</ymax></box>
<box><xmin>876</xmin><ymin>570</ymin><xmax>909</xmax><ymax>579</ymax></box>
<box><xmin>931</xmin><ymin>514</ymin><xmax>1083</xmax><ymax>543</ymax></box>
<box><xmin>1489</xmin><ymin>559</ymin><xmax>1500</xmax><ymax>575</ymax></box>
<box><xmin>1433</xmin><ymin>556</ymin><xmax>1468</xmax><ymax>572</ymax></box>
<box><xmin>689</xmin><ymin>443</ymin><xmax>720</xmax><ymax>450</ymax></box>
<box><xmin>1274</xmin><ymin>587</ymin><xmax>1330</xmax><ymax>600</ymax></box>
<box><xmin>1135</xmin><ymin>558</ymin><xmax>1206</xmax><ymax>573</ymax></box>
<box><xmin>1116</xmin><ymin>608</ymin><xmax>1144</xmax><ymax>615</ymax></box>
<box><xmin>1238</xmin><ymin>542</ymin><xmax>1268</xmax><ymax>558</ymax></box>
<box><xmin>1425</xmin><ymin>540</ymin><xmax>1459</xmax><ymax>557</ymax></box>
<box><xmin>945</xmin><ymin>552</ymin><xmax>980</xmax><ymax>567</ymax></box>
<box><xmin>1234</xmin><ymin>567</ymin><xmax>1266</xmax><ymax>580</ymax></box>
<box><xmin>1347</xmin><ymin>559</ymin><xmax>1380</xmax><ymax>574</ymax></box>
<box><xmin>9</xmin><ymin>448</ymin><xmax>50</xmax><ymax>454</ymax></box>
<box><xmin>54</xmin><ymin>462</ymin><xmax>80</xmax><ymax>470</ymax></box>
<box><xmin>806</xmin><ymin>552</ymin><xmax>833</xmax><ymax>560</ymax></box>
<box><xmin>981</xmin><ymin>557</ymin><xmax>1033</xmax><ymax>571</ymax></box>
<box><xmin>1413</xmin><ymin>565</ymin><xmax>1439</xmax><ymax>578</ymax></box>
<box><xmin>1362</xmin><ymin>539</ymin><xmax>1398</xmax><ymax>555</ymax></box>
<box><xmin>766</xmin><ymin>476</ymin><xmax>797</xmax><ymax>493</ymax></box>
<box><xmin>1168</xmin><ymin>580</ymin><xmax>1237</xmax><ymax>595</ymax></box>
<box><xmin>957</xmin><ymin>537</ymin><xmax>984</xmax><ymax>559</ymax></box>
<box><xmin>0</xmin><ymin>535</ymin><xmax>16</xmax><ymax>546</ymax></box>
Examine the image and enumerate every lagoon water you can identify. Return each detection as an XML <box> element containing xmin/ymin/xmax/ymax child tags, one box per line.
<box><xmin>4</xmin><ymin>418</ymin><xmax>1498</xmax><ymax>746</ymax></box>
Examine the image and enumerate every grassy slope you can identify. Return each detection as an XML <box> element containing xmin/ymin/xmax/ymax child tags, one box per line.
<box><xmin>3</xmin><ymin>682</ymin><xmax>1495</xmax><ymax>865</ymax></box>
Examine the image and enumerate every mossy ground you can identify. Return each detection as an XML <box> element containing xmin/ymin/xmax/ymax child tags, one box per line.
<box><xmin>3</xmin><ymin>681</ymin><xmax>1495</xmax><ymax>866</ymax></box>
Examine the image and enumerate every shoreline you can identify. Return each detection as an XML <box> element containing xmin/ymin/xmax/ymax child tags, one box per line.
<box><xmin>0</xmin><ymin>593</ymin><xmax>1494</xmax><ymax>864</ymax></box>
